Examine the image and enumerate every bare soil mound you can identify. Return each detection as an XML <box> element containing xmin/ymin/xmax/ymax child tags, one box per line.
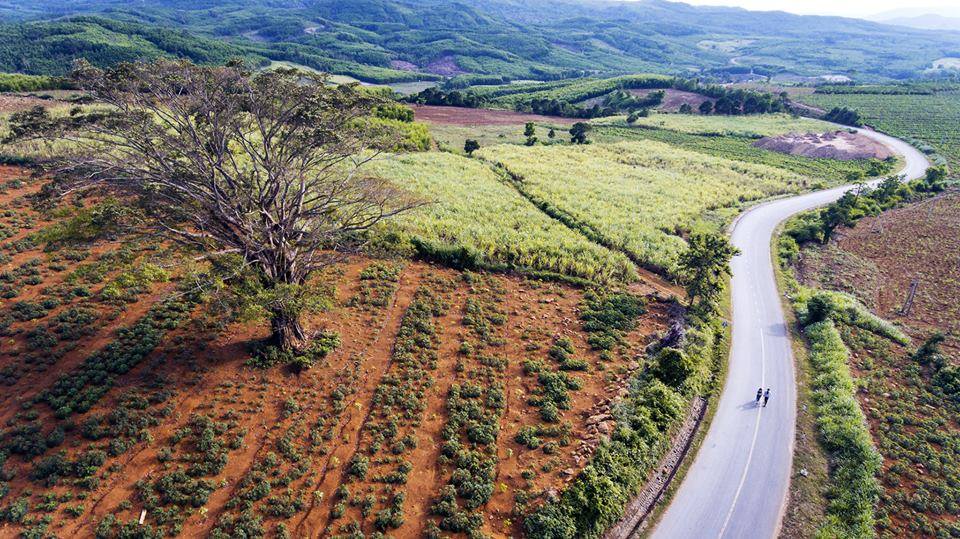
<box><xmin>754</xmin><ymin>130</ymin><xmax>892</xmax><ymax>160</ymax></box>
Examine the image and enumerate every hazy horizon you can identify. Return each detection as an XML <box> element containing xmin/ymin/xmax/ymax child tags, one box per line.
<box><xmin>672</xmin><ymin>0</ymin><xmax>960</xmax><ymax>18</ymax></box>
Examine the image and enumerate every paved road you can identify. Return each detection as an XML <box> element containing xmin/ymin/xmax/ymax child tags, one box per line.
<box><xmin>651</xmin><ymin>128</ymin><xmax>929</xmax><ymax>539</ymax></box>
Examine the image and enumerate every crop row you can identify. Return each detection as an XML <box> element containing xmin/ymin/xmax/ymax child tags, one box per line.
<box><xmin>430</xmin><ymin>274</ymin><xmax>508</xmax><ymax>537</ymax></box>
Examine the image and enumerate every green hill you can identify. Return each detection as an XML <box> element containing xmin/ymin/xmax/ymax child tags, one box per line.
<box><xmin>2</xmin><ymin>0</ymin><xmax>960</xmax><ymax>82</ymax></box>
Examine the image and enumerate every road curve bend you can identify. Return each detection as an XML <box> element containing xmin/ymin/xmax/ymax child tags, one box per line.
<box><xmin>651</xmin><ymin>128</ymin><xmax>929</xmax><ymax>539</ymax></box>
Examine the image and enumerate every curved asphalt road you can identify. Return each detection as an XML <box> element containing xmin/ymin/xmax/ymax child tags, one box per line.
<box><xmin>651</xmin><ymin>128</ymin><xmax>929</xmax><ymax>539</ymax></box>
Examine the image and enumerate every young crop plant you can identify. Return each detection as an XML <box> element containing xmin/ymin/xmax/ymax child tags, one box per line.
<box><xmin>350</xmin><ymin>262</ymin><xmax>403</xmax><ymax>309</ymax></box>
<box><xmin>40</xmin><ymin>297</ymin><xmax>196</xmax><ymax>418</ymax></box>
<box><xmin>430</xmin><ymin>274</ymin><xmax>509</xmax><ymax>535</ymax></box>
<box><xmin>336</xmin><ymin>281</ymin><xmax>451</xmax><ymax>529</ymax></box>
<box><xmin>580</xmin><ymin>290</ymin><xmax>648</xmax><ymax>354</ymax></box>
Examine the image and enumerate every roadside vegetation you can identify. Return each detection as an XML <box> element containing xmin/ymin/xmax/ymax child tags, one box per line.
<box><xmin>780</xmin><ymin>174</ymin><xmax>960</xmax><ymax>537</ymax></box>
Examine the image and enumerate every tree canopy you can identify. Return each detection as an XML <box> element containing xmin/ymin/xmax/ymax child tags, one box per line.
<box><xmin>8</xmin><ymin>59</ymin><xmax>421</xmax><ymax>352</ymax></box>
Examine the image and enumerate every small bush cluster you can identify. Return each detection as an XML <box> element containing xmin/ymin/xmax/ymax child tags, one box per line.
<box><xmin>42</xmin><ymin>299</ymin><xmax>194</xmax><ymax>418</ymax></box>
<box><xmin>530</xmin><ymin>370</ymin><xmax>582</xmax><ymax>423</ymax></box>
<box><xmin>580</xmin><ymin>290</ymin><xmax>647</xmax><ymax>352</ymax></box>
<box><xmin>548</xmin><ymin>337</ymin><xmax>588</xmax><ymax>371</ymax></box>
<box><xmin>350</xmin><ymin>262</ymin><xmax>402</xmax><ymax>308</ymax></box>
<box><xmin>246</xmin><ymin>330</ymin><xmax>341</xmax><ymax>371</ymax></box>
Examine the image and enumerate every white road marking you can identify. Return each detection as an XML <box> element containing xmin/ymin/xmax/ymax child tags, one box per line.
<box><xmin>717</xmin><ymin>328</ymin><xmax>766</xmax><ymax>539</ymax></box>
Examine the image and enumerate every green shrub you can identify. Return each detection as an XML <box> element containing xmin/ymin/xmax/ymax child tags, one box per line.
<box><xmin>580</xmin><ymin>290</ymin><xmax>647</xmax><ymax>350</ymax></box>
<box><xmin>346</xmin><ymin>455</ymin><xmax>369</xmax><ymax>479</ymax></box>
<box><xmin>651</xmin><ymin>347</ymin><xmax>696</xmax><ymax>389</ymax></box>
<box><xmin>246</xmin><ymin>330</ymin><xmax>341</xmax><ymax>371</ymax></box>
<box><xmin>805</xmin><ymin>320</ymin><xmax>882</xmax><ymax>537</ymax></box>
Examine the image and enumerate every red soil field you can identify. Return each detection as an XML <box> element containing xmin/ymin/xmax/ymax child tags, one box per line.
<box><xmin>0</xmin><ymin>167</ymin><xmax>668</xmax><ymax>538</ymax></box>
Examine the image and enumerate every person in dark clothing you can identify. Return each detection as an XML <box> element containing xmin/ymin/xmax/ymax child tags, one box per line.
<box><xmin>755</xmin><ymin>387</ymin><xmax>763</xmax><ymax>404</ymax></box>
<box><xmin>763</xmin><ymin>388</ymin><xmax>771</xmax><ymax>407</ymax></box>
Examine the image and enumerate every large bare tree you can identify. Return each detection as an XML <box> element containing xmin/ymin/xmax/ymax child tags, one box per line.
<box><xmin>8</xmin><ymin>59</ymin><xmax>421</xmax><ymax>350</ymax></box>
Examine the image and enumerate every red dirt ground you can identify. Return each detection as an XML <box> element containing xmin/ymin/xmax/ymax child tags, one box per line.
<box><xmin>0</xmin><ymin>93</ymin><xmax>73</xmax><ymax>113</ymax></box>
<box><xmin>798</xmin><ymin>190</ymin><xmax>960</xmax><ymax>355</ymax></box>
<box><xmin>754</xmin><ymin>131</ymin><xmax>893</xmax><ymax>161</ymax></box>
<box><xmin>0</xmin><ymin>167</ymin><xmax>668</xmax><ymax>538</ymax></box>
<box><xmin>631</xmin><ymin>89</ymin><xmax>711</xmax><ymax>112</ymax></box>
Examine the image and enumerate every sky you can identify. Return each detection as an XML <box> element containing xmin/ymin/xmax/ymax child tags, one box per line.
<box><xmin>676</xmin><ymin>0</ymin><xmax>960</xmax><ymax>18</ymax></box>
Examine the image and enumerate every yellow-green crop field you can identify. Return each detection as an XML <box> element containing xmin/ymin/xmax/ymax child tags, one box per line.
<box><xmin>0</xmin><ymin>105</ymin><xmax>864</xmax><ymax>285</ymax></box>
<box><xmin>477</xmin><ymin>140</ymin><xmax>811</xmax><ymax>273</ymax></box>
<box><xmin>596</xmin><ymin>112</ymin><xmax>834</xmax><ymax>138</ymax></box>
<box><xmin>367</xmin><ymin>151</ymin><xmax>636</xmax><ymax>282</ymax></box>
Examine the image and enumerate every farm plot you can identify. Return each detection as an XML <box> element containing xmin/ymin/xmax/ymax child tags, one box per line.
<box><xmin>366</xmin><ymin>152</ymin><xmax>636</xmax><ymax>283</ymax></box>
<box><xmin>798</xmin><ymin>91</ymin><xmax>960</xmax><ymax>172</ymax></box>
<box><xmin>0</xmin><ymin>166</ymin><xmax>670</xmax><ymax>537</ymax></box>
<box><xmin>592</xmin><ymin>125</ymin><xmax>891</xmax><ymax>181</ymax></box>
<box><xmin>596</xmin><ymin>111</ymin><xmax>834</xmax><ymax>138</ymax></box>
<box><xmin>477</xmin><ymin>140</ymin><xmax>809</xmax><ymax>274</ymax></box>
<box><xmin>792</xmin><ymin>191</ymin><xmax>960</xmax><ymax>537</ymax></box>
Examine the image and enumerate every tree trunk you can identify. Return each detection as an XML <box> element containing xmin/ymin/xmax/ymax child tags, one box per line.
<box><xmin>270</xmin><ymin>311</ymin><xmax>308</xmax><ymax>351</ymax></box>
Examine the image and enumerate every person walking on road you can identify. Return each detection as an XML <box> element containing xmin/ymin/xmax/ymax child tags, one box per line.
<box><xmin>763</xmin><ymin>388</ymin><xmax>771</xmax><ymax>407</ymax></box>
<box><xmin>755</xmin><ymin>387</ymin><xmax>763</xmax><ymax>404</ymax></box>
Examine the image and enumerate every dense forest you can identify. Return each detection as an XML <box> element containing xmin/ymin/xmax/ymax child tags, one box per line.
<box><xmin>1</xmin><ymin>0</ymin><xmax>959</xmax><ymax>82</ymax></box>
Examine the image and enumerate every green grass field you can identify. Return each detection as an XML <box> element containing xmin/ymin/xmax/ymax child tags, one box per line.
<box><xmin>595</xmin><ymin>112</ymin><xmax>832</xmax><ymax>137</ymax></box>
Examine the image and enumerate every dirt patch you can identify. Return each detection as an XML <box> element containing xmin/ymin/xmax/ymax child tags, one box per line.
<box><xmin>424</xmin><ymin>55</ymin><xmax>466</xmax><ymax>77</ymax></box>
<box><xmin>390</xmin><ymin>60</ymin><xmax>418</xmax><ymax>72</ymax></box>
<box><xmin>633</xmin><ymin>89</ymin><xmax>711</xmax><ymax>112</ymax></box>
<box><xmin>754</xmin><ymin>130</ymin><xmax>893</xmax><ymax>160</ymax></box>
<box><xmin>0</xmin><ymin>93</ymin><xmax>64</xmax><ymax>113</ymax></box>
<box><xmin>413</xmin><ymin>104</ymin><xmax>575</xmax><ymax>126</ymax></box>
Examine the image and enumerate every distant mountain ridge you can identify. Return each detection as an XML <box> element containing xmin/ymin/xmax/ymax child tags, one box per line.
<box><xmin>875</xmin><ymin>14</ymin><xmax>960</xmax><ymax>32</ymax></box>
<box><xmin>1</xmin><ymin>0</ymin><xmax>959</xmax><ymax>82</ymax></box>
